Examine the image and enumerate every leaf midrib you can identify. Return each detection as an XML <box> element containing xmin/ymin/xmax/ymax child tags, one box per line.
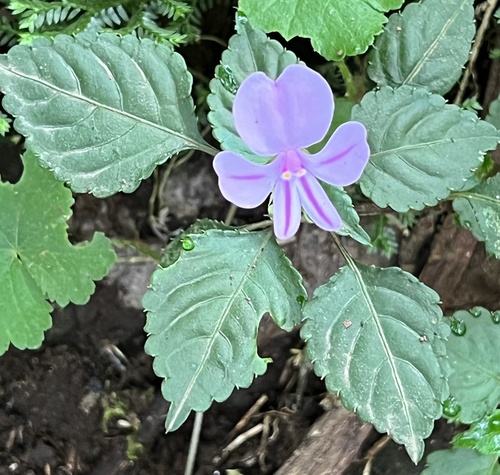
<box><xmin>348</xmin><ymin>264</ymin><xmax>414</xmax><ymax>438</ymax></box>
<box><xmin>370</xmin><ymin>136</ymin><xmax>493</xmax><ymax>161</ymax></box>
<box><xmin>165</xmin><ymin>231</ymin><xmax>272</xmax><ymax>431</ymax></box>
<box><xmin>0</xmin><ymin>63</ymin><xmax>217</xmax><ymax>156</ymax></box>
<box><xmin>402</xmin><ymin>0</ymin><xmax>468</xmax><ymax>86</ymax></box>
<box><xmin>452</xmin><ymin>192</ymin><xmax>500</xmax><ymax>207</ymax></box>
<box><xmin>449</xmin><ymin>346</ymin><xmax>500</xmax><ymax>385</ymax></box>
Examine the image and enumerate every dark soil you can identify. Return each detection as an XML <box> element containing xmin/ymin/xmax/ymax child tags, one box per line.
<box><xmin>1</xmin><ymin>2</ymin><xmax>500</xmax><ymax>475</ymax></box>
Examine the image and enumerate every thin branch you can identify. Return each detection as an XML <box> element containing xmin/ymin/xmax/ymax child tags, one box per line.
<box><xmin>184</xmin><ymin>412</ymin><xmax>204</xmax><ymax>475</ymax></box>
<box><xmin>454</xmin><ymin>0</ymin><xmax>499</xmax><ymax>105</ymax></box>
<box><xmin>362</xmin><ymin>436</ymin><xmax>391</xmax><ymax>475</ymax></box>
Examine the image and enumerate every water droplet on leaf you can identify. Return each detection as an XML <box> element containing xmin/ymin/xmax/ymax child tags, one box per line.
<box><xmin>215</xmin><ymin>64</ymin><xmax>238</xmax><ymax>94</ymax></box>
<box><xmin>450</xmin><ymin>318</ymin><xmax>466</xmax><ymax>336</ymax></box>
<box><xmin>443</xmin><ymin>396</ymin><xmax>461</xmax><ymax>418</ymax></box>
<box><xmin>492</xmin><ymin>311</ymin><xmax>500</xmax><ymax>324</ymax></box>
<box><xmin>463</xmin><ymin>221</ymin><xmax>472</xmax><ymax>229</ymax></box>
<box><xmin>469</xmin><ymin>307</ymin><xmax>482</xmax><ymax>318</ymax></box>
<box><xmin>236</xmin><ymin>11</ymin><xmax>248</xmax><ymax>23</ymax></box>
<box><xmin>181</xmin><ymin>236</ymin><xmax>195</xmax><ymax>251</ymax></box>
<box><xmin>296</xmin><ymin>295</ymin><xmax>307</xmax><ymax>307</ymax></box>
<box><xmin>488</xmin><ymin>412</ymin><xmax>500</xmax><ymax>429</ymax></box>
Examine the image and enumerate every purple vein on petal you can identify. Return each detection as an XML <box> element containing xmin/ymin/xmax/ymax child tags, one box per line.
<box><xmin>300</xmin><ymin>176</ymin><xmax>334</xmax><ymax>227</ymax></box>
<box><xmin>320</xmin><ymin>144</ymin><xmax>357</xmax><ymax>165</ymax></box>
<box><xmin>228</xmin><ymin>174</ymin><xmax>268</xmax><ymax>180</ymax></box>
<box><xmin>283</xmin><ymin>180</ymin><xmax>293</xmax><ymax>237</ymax></box>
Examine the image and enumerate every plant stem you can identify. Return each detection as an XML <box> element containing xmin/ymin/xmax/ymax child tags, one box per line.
<box><xmin>454</xmin><ymin>0</ymin><xmax>499</xmax><ymax>104</ymax></box>
<box><xmin>330</xmin><ymin>233</ymin><xmax>355</xmax><ymax>266</ymax></box>
<box><xmin>239</xmin><ymin>220</ymin><xmax>273</xmax><ymax>232</ymax></box>
<box><xmin>184</xmin><ymin>412</ymin><xmax>204</xmax><ymax>475</ymax></box>
<box><xmin>336</xmin><ymin>60</ymin><xmax>357</xmax><ymax>101</ymax></box>
<box><xmin>224</xmin><ymin>204</ymin><xmax>238</xmax><ymax>226</ymax></box>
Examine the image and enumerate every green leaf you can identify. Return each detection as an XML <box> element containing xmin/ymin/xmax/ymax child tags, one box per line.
<box><xmin>422</xmin><ymin>448</ymin><xmax>500</xmax><ymax>475</ymax></box>
<box><xmin>238</xmin><ymin>0</ymin><xmax>404</xmax><ymax>60</ymax></box>
<box><xmin>0</xmin><ymin>32</ymin><xmax>213</xmax><ymax>197</ymax></box>
<box><xmin>0</xmin><ymin>151</ymin><xmax>116</xmax><ymax>355</ymax></box>
<box><xmin>446</xmin><ymin>308</ymin><xmax>500</xmax><ymax>424</ymax></box>
<box><xmin>321</xmin><ymin>184</ymin><xmax>371</xmax><ymax>246</ymax></box>
<box><xmin>453</xmin><ymin>410</ymin><xmax>500</xmax><ymax>456</ymax></box>
<box><xmin>308</xmin><ymin>97</ymin><xmax>355</xmax><ymax>154</ymax></box>
<box><xmin>0</xmin><ymin>111</ymin><xmax>10</xmax><ymax>136</ymax></box>
<box><xmin>452</xmin><ymin>175</ymin><xmax>500</xmax><ymax>258</ymax></box>
<box><xmin>487</xmin><ymin>96</ymin><xmax>500</xmax><ymax>130</ymax></box>
<box><xmin>302</xmin><ymin>262</ymin><xmax>450</xmax><ymax>463</ymax></box>
<box><xmin>353</xmin><ymin>86</ymin><xmax>500</xmax><ymax>212</ymax></box>
<box><xmin>207</xmin><ymin>14</ymin><xmax>298</xmax><ymax>164</ymax></box>
<box><xmin>368</xmin><ymin>0</ymin><xmax>475</xmax><ymax>95</ymax></box>
<box><xmin>159</xmin><ymin>219</ymin><xmax>231</xmax><ymax>268</ymax></box>
<box><xmin>142</xmin><ymin>229</ymin><xmax>306</xmax><ymax>431</ymax></box>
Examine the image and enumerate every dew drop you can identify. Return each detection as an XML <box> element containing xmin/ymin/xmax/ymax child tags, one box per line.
<box><xmin>181</xmin><ymin>236</ymin><xmax>195</xmax><ymax>251</ymax></box>
<box><xmin>469</xmin><ymin>306</ymin><xmax>482</xmax><ymax>318</ymax></box>
<box><xmin>215</xmin><ymin>64</ymin><xmax>238</xmax><ymax>94</ymax></box>
<box><xmin>462</xmin><ymin>221</ymin><xmax>472</xmax><ymax>229</ymax></box>
<box><xmin>488</xmin><ymin>412</ymin><xmax>500</xmax><ymax>429</ymax></box>
<box><xmin>450</xmin><ymin>318</ymin><xmax>466</xmax><ymax>336</ymax></box>
<box><xmin>443</xmin><ymin>396</ymin><xmax>461</xmax><ymax>418</ymax></box>
<box><xmin>296</xmin><ymin>295</ymin><xmax>307</xmax><ymax>307</ymax></box>
<box><xmin>492</xmin><ymin>311</ymin><xmax>500</xmax><ymax>324</ymax></box>
<box><xmin>236</xmin><ymin>11</ymin><xmax>248</xmax><ymax>23</ymax></box>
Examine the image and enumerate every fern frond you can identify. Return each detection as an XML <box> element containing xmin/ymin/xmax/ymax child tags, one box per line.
<box><xmin>0</xmin><ymin>111</ymin><xmax>11</xmax><ymax>136</ymax></box>
<box><xmin>96</xmin><ymin>4</ymin><xmax>129</xmax><ymax>28</ymax></box>
<box><xmin>9</xmin><ymin>1</ymin><xmax>82</xmax><ymax>32</ymax></box>
<box><xmin>0</xmin><ymin>16</ymin><xmax>17</xmax><ymax>46</ymax></box>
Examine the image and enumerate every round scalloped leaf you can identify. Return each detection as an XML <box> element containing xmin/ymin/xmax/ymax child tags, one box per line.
<box><xmin>422</xmin><ymin>448</ymin><xmax>500</xmax><ymax>475</ymax></box>
<box><xmin>0</xmin><ymin>151</ymin><xmax>116</xmax><ymax>355</ymax></box>
<box><xmin>368</xmin><ymin>0</ymin><xmax>475</xmax><ymax>95</ymax></box>
<box><xmin>238</xmin><ymin>0</ymin><xmax>404</xmax><ymax>60</ymax></box>
<box><xmin>353</xmin><ymin>86</ymin><xmax>500</xmax><ymax>211</ymax></box>
<box><xmin>207</xmin><ymin>14</ymin><xmax>298</xmax><ymax>164</ymax></box>
<box><xmin>302</xmin><ymin>263</ymin><xmax>450</xmax><ymax>463</ymax></box>
<box><xmin>452</xmin><ymin>175</ymin><xmax>500</xmax><ymax>258</ymax></box>
<box><xmin>446</xmin><ymin>308</ymin><xmax>500</xmax><ymax>424</ymax></box>
<box><xmin>0</xmin><ymin>32</ymin><xmax>212</xmax><ymax>197</ymax></box>
<box><xmin>143</xmin><ymin>229</ymin><xmax>306</xmax><ymax>432</ymax></box>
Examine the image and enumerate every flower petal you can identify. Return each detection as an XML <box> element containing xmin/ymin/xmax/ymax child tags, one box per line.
<box><xmin>298</xmin><ymin>173</ymin><xmax>342</xmax><ymax>231</ymax></box>
<box><xmin>213</xmin><ymin>151</ymin><xmax>281</xmax><ymax>208</ymax></box>
<box><xmin>300</xmin><ymin>121</ymin><xmax>370</xmax><ymax>186</ymax></box>
<box><xmin>272</xmin><ymin>178</ymin><xmax>302</xmax><ymax>241</ymax></box>
<box><xmin>233</xmin><ymin>64</ymin><xmax>334</xmax><ymax>156</ymax></box>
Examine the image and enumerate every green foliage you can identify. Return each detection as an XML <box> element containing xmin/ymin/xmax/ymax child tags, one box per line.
<box><xmin>367</xmin><ymin>214</ymin><xmax>399</xmax><ymax>258</ymax></box>
<box><xmin>0</xmin><ymin>32</ymin><xmax>214</xmax><ymax>197</ymax></box>
<box><xmin>352</xmin><ymin>86</ymin><xmax>500</xmax><ymax>212</ymax></box>
<box><xmin>446</xmin><ymin>308</ymin><xmax>500</xmax><ymax>424</ymax></box>
<box><xmin>207</xmin><ymin>14</ymin><xmax>299</xmax><ymax>165</ymax></box>
<box><xmin>368</xmin><ymin>0</ymin><xmax>475</xmax><ymax>95</ymax></box>
<box><xmin>422</xmin><ymin>448</ymin><xmax>500</xmax><ymax>475</ymax></box>
<box><xmin>142</xmin><ymin>229</ymin><xmax>306</xmax><ymax>431</ymax></box>
<box><xmin>0</xmin><ymin>111</ymin><xmax>10</xmax><ymax>135</ymax></box>
<box><xmin>321</xmin><ymin>184</ymin><xmax>371</xmax><ymax>246</ymax></box>
<box><xmin>0</xmin><ymin>151</ymin><xmax>116</xmax><ymax>355</ymax></box>
<box><xmin>452</xmin><ymin>175</ymin><xmax>500</xmax><ymax>259</ymax></box>
<box><xmin>453</xmin><ymin>410</ymin><xmax>500</xmax><ymax>456</ymax></box>
<box><xmin>0</xmin><ymin>0</ymin><xmax>214</xmax><ymax>46</ymax></box>
<box><xmin>487</xmin><ymin>96</ymin><xmax>500</xmax><ymax>130</ymax></box>
<box><xmin>238</xmin><ymin>0</ymin><xmax>404</xmax><ymax>60</ymax></box>
<box><xmin>159</xmin><ymin>218</ymin><xmax>231</xmax><ymax>268</ymax></box>
<box><xmin>301</xmin><ymin>262</ymin><xmax>450</xmax><ymax>463</ymax></box>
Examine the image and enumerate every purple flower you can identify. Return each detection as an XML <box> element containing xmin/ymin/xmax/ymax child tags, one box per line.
<box><xmin>213</xmin><ymin>64</ymin><xmax>370</xmax><ymax>241</ymax></box>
